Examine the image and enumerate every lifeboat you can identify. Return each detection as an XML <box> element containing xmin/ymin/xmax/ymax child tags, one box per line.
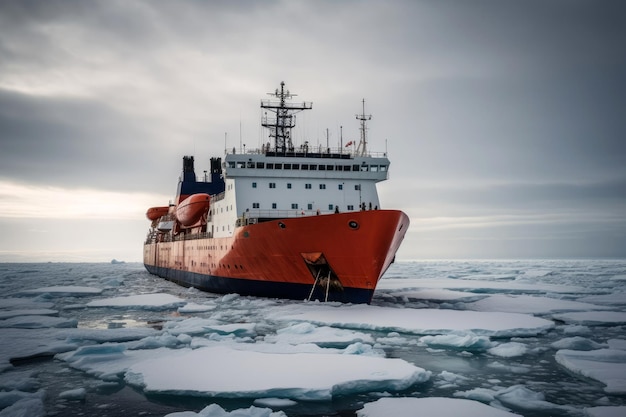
<box><xmin>175</xmin><ymin>193</ymin><xmax>210</xmax><ymax>227</ymax></box>
<box><xmin>146</xmin><ymin>206</ymin><xmax>169</xmax><ymax>221</ymax></box>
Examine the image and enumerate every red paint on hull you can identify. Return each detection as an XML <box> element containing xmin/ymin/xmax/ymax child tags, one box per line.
<box><xmin>144</xmin><ymin>210</ymin><xmax>408</xmax><ymax>303</ymax></box>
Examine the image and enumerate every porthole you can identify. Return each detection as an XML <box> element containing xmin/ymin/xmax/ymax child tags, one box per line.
<box><xmin>278</xmin><ymin>221</ymin><xmax>286</xmax><ymax>229</ymax></box>
<box><xmin>348</xmin><ymin>220</ymin><xmax>359</xmax><ymax>230</ymax></box>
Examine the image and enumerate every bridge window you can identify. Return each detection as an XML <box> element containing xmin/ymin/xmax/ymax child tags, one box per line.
<box><xmin>370</xmin><ymin>165</ymin><xmax>379</xmax><ymax>172</ymax></box>
<box><xmin>256</xmin><ymin>162</ymin><xmax>265</xmax><ymax>169</ymax></box>
<box><xmin>380</xmin><ymin>165</ymin><xmax>387</xmax><ymax>171</ymax></box>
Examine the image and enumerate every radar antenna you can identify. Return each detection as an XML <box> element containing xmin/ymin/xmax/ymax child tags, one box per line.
<box><xmin>355</xmin><ymin>98</ymin><xmax>371</xmax><ymax>156</ymax></box>
<box><xmin>261</xmin><ymin>82</ymin><xmax>312</xmax><ymax>154</ymax></box>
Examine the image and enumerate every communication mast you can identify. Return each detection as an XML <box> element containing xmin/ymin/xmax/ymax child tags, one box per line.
<box><xmin>355</xmin><ymin>98</ymin><xmax>371</xmax><ymax>157</ymax></box>
<box><xmin>261</xmin><ymin>82</ymin><xmax>312</xmax><ymax>154</ymax></box>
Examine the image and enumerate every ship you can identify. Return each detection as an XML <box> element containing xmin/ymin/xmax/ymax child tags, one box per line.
<box><xmin>143</xmin><ymin>82</ymin><xmax>409</xmax><ymax>304</ymax></box>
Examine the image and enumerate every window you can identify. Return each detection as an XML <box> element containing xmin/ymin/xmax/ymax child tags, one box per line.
<box><xmin>326</xmin><ymin>165</ymin><xmax>334</xmax><ymax>171</ymax></box>
<box><xmin>272</xmin><ymin>203</ymin><xmax>277</xmax><ymax>209</ymax></box>
<box><xmin>360</xmin><ymin>165</ymin><xmax>368</xmax><ymax>172</ymax></box>
<box><xmin>252</xmin><ymin>203</ymin><xmax>260</xmax><ymax>208</ymax></box>
<box><xmin>370</xmin><ymin>165</ymin><xmax>379</xmax><ymax>172</ymax></box>
<box><xmin>291</xmin><ymin>203</ymin><xmax>299</xmax><ymax>209</ymax></box>
<box><xmin>275</xmin><ymin>163</ymin><xmax>282</xmax><ymax>170</ymax></box>
<box><xmin>338</xmin><ymin>184</ymin><xmax>343</xmax><ymax>190</ymax></box>
<box><xmin>252</xmin><ymin>182</ymin><xmax>257</xmax><ymax>188</ymax></box>
<box><xmin>347</xmin><ymin>205</ymin><xmax>354</xmax><ymax>210</ymax></box>
<box><xmin>355</xmin><ymin>185</ymin><xmax>361</xmax><ymax>190</ymax></box>
<box><xmin>319</xmin><ymin>184</ymin><xmax>326</xmax><ymax>190</ymax></box>
<box><xmin>267</xmin><ymin>163</ymin><xmax>274</xmax><ymax>169</ymax></box>
<box><xmin>287</xmin><ymin>183</ymin><xmax>292</xmax><ymax>189</ymax></box>
<box><xmin>292</xmin><ymin>164</ymin><xmax>300</xmax><ymax>170</ymax></box>
<box><xmin>305</xmin><ymin>183</ymin><xmax>312</xmax><ymax>189</ymax></box>
<box><xmin>301</xmin><ymin>164</ymin><xmax>309</xmax><ymax>170</ymax></box>
<box><xmin>310</xmin><ymin>165</ymin><xmax>317</xmax><ymax>171</ymax></box>
<box><xmin>256</xmin><ymin>162</ymin><xmax>265</xmax><ymax>169</ymax></box>
<box><xmin>319</xmin><ymin>165</ymin><xmax>326</xmax><ymax>171</ymax></box>
<box><xmin>352</xmin><ymin>165</ymin><xmax>360</xmax><ymax>171</ymax></box>
<box><xmin>284</xmin><ymin>164</ymin><xmax>291</xmax><ymax>170</ymax></box>
<box><xmin>269</xmin><ymin>183</ymin><xmax>276</xmax><ymax>188</ymax></box>
<box><xmin>328</xmin><ymin>204</ymin><xmax>334</xmax><ymax>210</ymax></box>
<box><xmin>343</xmin><ymin>165</ymin><xmax>351</xmax><ymax>171</ymax></box>
<box><xmin>307</xmin><ymin>203</ymin><xmax>313</xmax><ymax>210</ymax></box>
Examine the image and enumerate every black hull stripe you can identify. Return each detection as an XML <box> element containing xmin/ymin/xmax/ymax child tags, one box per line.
<box><xmin>144</xmin><ymin>264</ymin><xmax>374</xmax><ymax>304</ymax></box>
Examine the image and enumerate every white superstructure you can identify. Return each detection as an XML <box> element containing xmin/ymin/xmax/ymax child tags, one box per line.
<box><xmin>206</xmin><ymin>82</ymin><xmax>390</xmax><ymax>238</ymax></box>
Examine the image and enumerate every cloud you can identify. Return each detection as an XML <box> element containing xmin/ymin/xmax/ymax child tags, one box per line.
<box><xmin>0</xmin><ymin>180</ymin><xmax>168</xmax><ymax>220</ymax></box>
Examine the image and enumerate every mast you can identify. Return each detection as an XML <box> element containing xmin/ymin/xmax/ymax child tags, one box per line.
<box><xmin>261</xmin><ymin>82</ymin><xmax>312</xmax><ymax>154</ymax></box>
<box><xmin>355</xmin><ymin>98</ymin><xmax>371</xmax><ymax>157</ymax></box>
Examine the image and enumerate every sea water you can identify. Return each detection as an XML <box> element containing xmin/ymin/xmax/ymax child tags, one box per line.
<box><xmin>0</xmin><ymin>260</ymin><xmax>625</xmax><ymax>417</ymax></box>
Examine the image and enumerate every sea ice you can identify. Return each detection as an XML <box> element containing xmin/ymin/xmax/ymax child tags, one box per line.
<box><xmin>487</xmin><ymin>342</ymin><xmax>529</xmax><ymax>358</ymax></box>
<box><xmin>20</xmin><ymin>286</ymin><xmax>103</xmax><ymax>295</ymax></box>
<box><xmin>552</xmin><ymin>311</ymin><xmax>626</xmax><ymax>326</ymax></box>
<box><xmin>356</xmin><ymin>397</ymin><xmax>521</xmax><ymax>417</ymax></box>
<box><xmin>264</xmin><ymin>322</ymin><xmax>375</xmax><ymax>347</ymax></box>
<box><xmin>0</xmin><ymin>315</ymin><xmax>77</xmax><ymax>329</ymax></box>
<box><xmin>555</xmin><ymin>348</ymin><xmax>626</xmax><ymax>393</ymax></box>
<box><xmin>465</xmin><ymin>294</ymin><xmax>609</xmax><ymax>314</ymax></box>
<box><xmin>86</xmin><ymin>293</ymin><xmax>186</xmax><ymax>309</ymax></box>
<box><xmin>164</xmin><ymin>403</ymin><xmax>287</xmax><ymax>417</ymax></box>
<box><xmin>272</xmin><ymin>304</ymin><xmax>554</xmax><ymax>337</ymax></box>
<box><xmin>0</xmin><ymin>309</ymin><xmax>58</xmax><ymax>320</ymax></box>
<box><xmin>584</xmin><ymin>405</ymin><xmax>626</xmax><ymax>417</ymax></box>
<box><xmin>123</xmin><ymin>345</ymin><xmax>430</xmax><ymax>400</ymax></box>
<box><xmin>551</xmin><ymin>336</ymin><xmax>607</xmax><ymax>351</ymax></box>
<box><xmin>419</xmin><ymin>331</ymin><xmax>492</xmax><ymax>351</ymax></box>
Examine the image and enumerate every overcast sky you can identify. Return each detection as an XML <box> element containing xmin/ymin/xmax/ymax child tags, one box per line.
<box><xmin>1</xmin><ymin>0</ymin><xmax>625</xmax><ymax>262</ymax></box>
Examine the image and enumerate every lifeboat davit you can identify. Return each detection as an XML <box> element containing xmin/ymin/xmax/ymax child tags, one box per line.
<box><xmin>176</xmin><ymin>193</ymin><xmax>210</xmax><ymax>227</ymax></box>
<box><xmin>146</xmin><ymin>206</ymin><xmax>169</xmax><ymax>221</ymax></box>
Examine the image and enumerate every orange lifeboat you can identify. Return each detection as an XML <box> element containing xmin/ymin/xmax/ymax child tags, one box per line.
<box><xmin>146</xmin><ymin>206</ymin><xmax>169</xmax><ymax>221</ymax></box>
<box><xmin>175</xmin><ymin>193</ymin><xmax>210</xmax><ymax>227</ymax></box>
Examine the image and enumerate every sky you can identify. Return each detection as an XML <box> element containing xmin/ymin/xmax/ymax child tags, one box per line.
<box><xmin>1</xmin><ymin>0</ymin><xmax>625</xmax><ymax>262</ymax></box>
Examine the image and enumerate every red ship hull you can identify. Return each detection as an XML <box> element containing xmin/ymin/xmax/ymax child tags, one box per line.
<box><xmin>143</xmin><ymin>210</ymin><xmax>408</xmax><ymax>303</ymax></box>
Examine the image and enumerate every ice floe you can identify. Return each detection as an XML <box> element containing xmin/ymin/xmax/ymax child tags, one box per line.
<box><xmin>555</xmin><ymin>348</ymin><xmax>626</xmax><ymax>393</ymax></box>
<box><xmin>59</xmin><ymin>344</ymin><xmax>430</xmax><ymax>400</ymax></box>
<box><xmin>272</xmin><ymin>304</ymin><xmax>555</xmax><ymax>337</ymax></box>
<box><xmin>21</xmin><ymin>286</ymin><xmax>103</xmax><ymax>296</ymax></box>
<box><xmin>356</xmin><ymin>397</ymin><xmax>521</xmax><ymax>417</ymax></box>
<box><xmin>86</xmin><ymin>293</ymin><xmax>186</xmax><ymax>309</ymax></box>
